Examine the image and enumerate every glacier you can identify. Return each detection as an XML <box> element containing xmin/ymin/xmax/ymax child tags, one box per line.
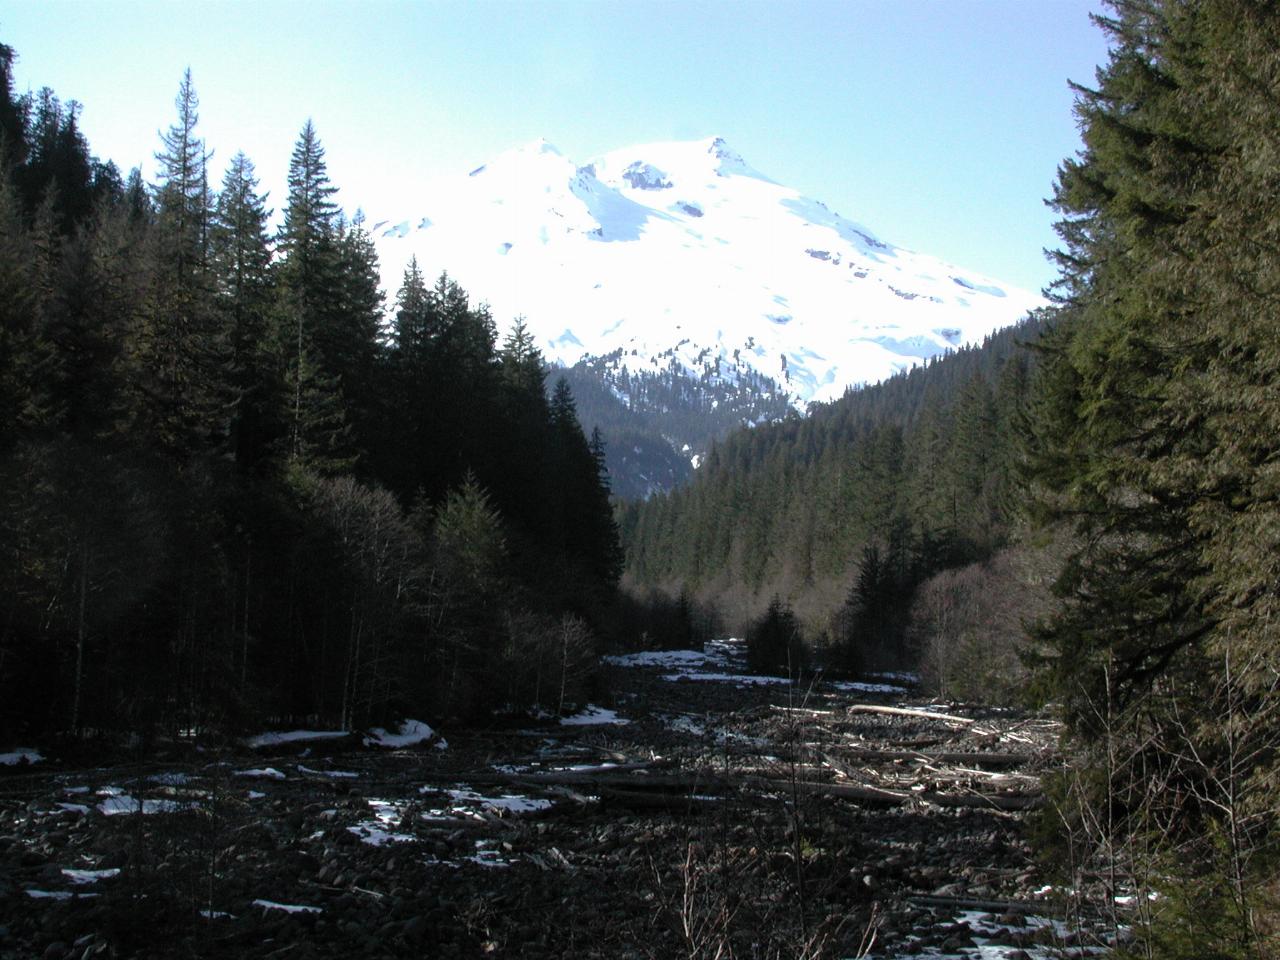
<box><xmin>365</xmin><ymin>136</ymin><xmax>1043</xmax><ymax>407</ymax></box>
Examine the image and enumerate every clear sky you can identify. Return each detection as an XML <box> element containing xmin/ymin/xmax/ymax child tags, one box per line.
<box><xmin>1</xmin><ymin>0</ymin><xmax>1110</xmax><ymax>294</ymax></box>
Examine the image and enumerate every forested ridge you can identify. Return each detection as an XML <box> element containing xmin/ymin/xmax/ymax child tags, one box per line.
<box><xmin>0</xmin><ymin>52</ymin><xmax>623</xmax><ymax>740</ymax></box>
<box><xmin>560</xmin><ymin>350</ymin><xmax>795</xmax><ymax>500</ymax></box>
<box><xmin>619</xmin><ymin>314</ymin><xmax>1046</xmax><ymax>673</ymax></box>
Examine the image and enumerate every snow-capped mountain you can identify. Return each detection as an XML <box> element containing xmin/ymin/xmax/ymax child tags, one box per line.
<box><xmin>366</xmin><ymin>136</ymin><xmax>1042</xmax><ymax>407</ymax></box>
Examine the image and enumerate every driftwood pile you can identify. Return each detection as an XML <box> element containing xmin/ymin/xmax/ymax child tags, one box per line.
<box><xmin>0</xmin><ymin>655</ymin><xmax>1085</xmax><ymax>960</ymax></box>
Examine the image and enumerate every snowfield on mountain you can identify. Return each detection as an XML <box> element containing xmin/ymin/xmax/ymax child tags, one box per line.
<box><xmin>367</xmin><ymin>136</ymin><xmax>1044</xmax><ymax>406</ymax></box>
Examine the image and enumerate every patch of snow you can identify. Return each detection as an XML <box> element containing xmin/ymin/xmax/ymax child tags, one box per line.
<box><xmin>348</xmin><ymin>823</ymin><xmax>415</xmax><ymax>846</ymax></box>
<box><xmin>96</xmin><ymin>795</ymin><xmax>194</xmax><ymax>816</ymax></box>
<box><xmin>661</xmin><ymin>672</ymin><xmax>790</xmax><ymax>686</ymax></box>
<box><xmin>0</xmin><ymin>747</ymin><xmax>42</xmax><ymax>766</ymax></box>
<box><xmin>62</xmin><ymin>868</ymin><xmax>120</xmax><ymax>884</ymax></box>
<box><xmin>363</xmin><ymin>718</ymin><xmax>436</xmax><ymax>748</ymax></box>
<box><xmin>234</xmin><ymin>767</ymin><xmax>286</xmax><ymax>780</ymax></box>
<box><xmin>603</xmin><ymin>648</ymin><xmax>714</xmax><ymax>669</ymax></box>
<box><xmin>56</xmin><ymin>802</ymin><xmax>90</xmax><ymax>815</ymax></box>
<box><xmin>869</xmin><ymin>670</ymin><xmax>920</xmax><ymax>684</ymax></box>
<box><xmin>665</xmin><ymin>715</ymin><xmax>707</xmax><ymax>736</ymax></box>
<box><xmin>348</xmin><ymin>797</ymin><xmax>417</xmax><ymax>845</ymax></box>
<box><xmin>560</xmin><ymin>704</ymin><xmax>630</xmax><ymax>726</ymax></box>
<box><xmin>253</xmin><ymin>899</ymin><xmax>322</xmax><ymax>914</ymax></box>
<box><xmin>246</xmin><ymin>790</ymin><xmax>266</xmax><ymax>800</ymax></box>
<box><xmin>200</xmin><ymin>909</ymin><xmax>234</xmax><ymax>919</ymax></box>
<box><xmin>244</xmin><ymin>729</ymin><xmax>347</xmax><ymax>749</ymax></box>
<box><xmin>147</xmin><ymin>772</ymin><xmax>191</xmax><ymax>785</ymax></box>
<box><xmin>447</xmin><ymin>788</ymin><xmax>552</xmax><ymax>815</ymax></box>
<box><xmin>827</xmin><ymin>680</ymin><xmax>907</xmax><ymax>694</ymax></box>
<box><xmin>26</xmin><ymin>889</ymin><xmax>85</xmax><ymax>900</ymax></box>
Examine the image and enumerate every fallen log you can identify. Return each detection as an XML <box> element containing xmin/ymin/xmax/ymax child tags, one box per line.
<box><xmin>814</xmin><ymin>746</ymin><xmax>1033</xmax><ymax>769</ymax></box>
<box><xmin>419</xmin><ymin>767</ymin><xmax>1042</xmax><ymax>812</ymax></box>
<box><xmin>770</xmin><ymin>705</ymin><xmax>837</xmax><ymax>717</ymax></box>
<box><xmin>846</xmin><ymin>704</ymin><xmax>976</xmax><ymax>724</ymax></box>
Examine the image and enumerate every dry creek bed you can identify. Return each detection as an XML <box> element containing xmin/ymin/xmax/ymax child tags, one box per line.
<box><xmin>0</xmin><ymin>640</ymin><xmax>1118</xmax><ymax>959</ymax></box>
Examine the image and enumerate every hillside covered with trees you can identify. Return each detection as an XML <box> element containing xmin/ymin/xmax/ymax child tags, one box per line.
<box><xmin>560</xmin><ymin>349</ymin><xmax>796</xmax><ymax>500</ymax></box>
<box><xmin>0</xmin><ymin>51</ymin><xmax>622</xmax><ymax>741</ymax></box>
<box><xmin>619</xmin><ymin>314</ymin><xmax>1048</xmax><ymax>682</ymax></box>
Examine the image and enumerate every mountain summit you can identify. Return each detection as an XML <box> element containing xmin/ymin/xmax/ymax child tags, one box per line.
<box><xmin>367</xmin><ymin>136</ymin><xmax>1043</xmax><ymax>407</ymax></box>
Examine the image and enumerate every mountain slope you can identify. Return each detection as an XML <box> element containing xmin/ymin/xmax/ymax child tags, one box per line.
<box><xmin>366</xmin><ymin>136</ymin><xmax>1043</xmax><ymax>409</ymax></box>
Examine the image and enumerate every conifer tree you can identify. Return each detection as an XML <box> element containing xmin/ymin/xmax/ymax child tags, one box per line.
<box><xmin>144</xmin><ymin>69</ymin><xmax>222</xmax><ymax>457</ymax></box>
<box><xmin>276</xmin><ymin>120</ymin><xmax>351</xmax><ymax>472</ymax></box>
<box><xmin>319</xmin><ymin>211</ymin><xmax>382</xmax><ymax>453</ymax></box>
<box><xmin>154</xmin><ymin>69</ymin><xmax>211</xmax><ymax>285</ymax></box>
<box><xmin>1026</xmin><ymin>3</ymin><xmax>1280</xmax><ymax>952</ymax></box>
<box><xmin>211</xmin><ymin>151</ymin><xmax>277</xmax><ymax>472</ymax></box>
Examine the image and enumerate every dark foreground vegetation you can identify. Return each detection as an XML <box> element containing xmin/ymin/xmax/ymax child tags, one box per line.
<box><xmin>0</xmin><ymin>51</ymin><xmax>624</xmax><ymax>742</ymax></box>
<box><xmin>2</xmin><ymin>643</ymin><xmax>1084</xmax><ymax>960</ymax></box>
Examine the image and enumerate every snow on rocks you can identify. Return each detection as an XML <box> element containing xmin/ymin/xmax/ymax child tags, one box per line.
<box><xmin>95</xmin><ymin>788</ymin><xmax>195</xmax><ymax>816</ymax></box>
<box><xmin>62</xmin><ymin>868</ymin><xmax>120</xmax><ymax>885</ymax></box>
<box><xmin>233</xmin><ymin>767</ymin><xmax>287</xmax><ymax>780</ymax></box>
<box><xmin>446</xmin><ymin>788</ymin><xmax>552</xmax><ymax>815</ymax></box>
<box><xmin>662</xmin><ymin>671</ymin><xmax>791</xmax><ymax>687</ymax></box>
<box><xmin>96</xmin><ymin>797</ymin><xmax>191</xmax><ymax>816</ymax></box>
<box><xmin>25</xmin><ymin>889</ymin><xmax>82</xmax><ymax>900</ymax></box>
<box><xmin>1</xmin><ymin>636</ymin><xmax>1069</xmax><ymax>960</ymax></box>
<box><xmin>670</xmin><ymin>716</ymin><xmax>708</xmax><ymax>735</ymax></box>
<box><xmin>346</xmin><ymin>797</ymin><xmax>424</xmax><ymax>846</ymax></box>
<box><xmin>0</xmin><ymin>747</ymin><xmax>42</xmax><ymax>766</ymax></box>
<box><xmin>827</xmin><ymin>679</ymin><xmax>909</xmax><ymax>695</ymax></box>
<box><xmin>603</xmin><ymin>648</ymin><xmax>718</xmax><ymax>669</ymax></box>
<box><xmin>559</xmin><ymin>704</ymin><xmax>630</xmax><ymax>726</ymax></box>
<box><xmin>363</xmin><ymin>718</ymin><xmax>440</xmax><ymax>749</ymax></box>
<box><xmin>253</xmin><ymin>899</ymin><xmax>322</xmax><ymax>914</ymax></box>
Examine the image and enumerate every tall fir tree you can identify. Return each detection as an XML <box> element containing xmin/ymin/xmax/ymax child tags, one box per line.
<box><xmin>1027</xmin><ymin>3</ymin><xmax>1280</xmax><ymax>953</ymax></box>
<box><xmin>210</xmin><ymin>151</ymin><xmax>277</xmax><ymax>473</ymax></box>
<box><xmin>276</xmin><ymin>120</ymin><xmax>351</xmax><ymax>472</ymax></box>
<box><xmin>143</xmin><ymin>69</ymin><xmax>222</xmax><ymax>458</ymax></box>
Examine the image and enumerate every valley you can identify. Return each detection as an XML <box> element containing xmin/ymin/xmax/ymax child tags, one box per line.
<box><xmin>0</xmin><ymin>641</ymin><xmax>1115</xmax><ymax>960</ymax></box>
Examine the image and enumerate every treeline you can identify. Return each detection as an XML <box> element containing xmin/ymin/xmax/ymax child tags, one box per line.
<box><xmin>0</xmin><ymin>53</ymin><xmax>621</xmax><ymax>741</ymax></box>
<box><xmin>618</xmin><ymin>314</ymin><xmax>1047</xmax><ymax>671</ymax></box>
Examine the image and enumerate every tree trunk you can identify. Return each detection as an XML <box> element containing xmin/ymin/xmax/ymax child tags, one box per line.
<box><xmin>71</xmin><ymin>538</ymin><xmax>89</xmax><ymax>736</ymax></box>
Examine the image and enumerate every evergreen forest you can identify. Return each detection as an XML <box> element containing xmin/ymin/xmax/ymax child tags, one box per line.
<box><xmin>0</xmin><ymin>56</ymin><xmax>623</xmax><ymax>740</ymax></box>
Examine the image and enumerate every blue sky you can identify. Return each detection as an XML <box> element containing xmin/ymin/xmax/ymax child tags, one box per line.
<box><xmin>2</xmin><ymin>0</ymin><xmax>1109</xmax><ymax>293</ymax></box>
